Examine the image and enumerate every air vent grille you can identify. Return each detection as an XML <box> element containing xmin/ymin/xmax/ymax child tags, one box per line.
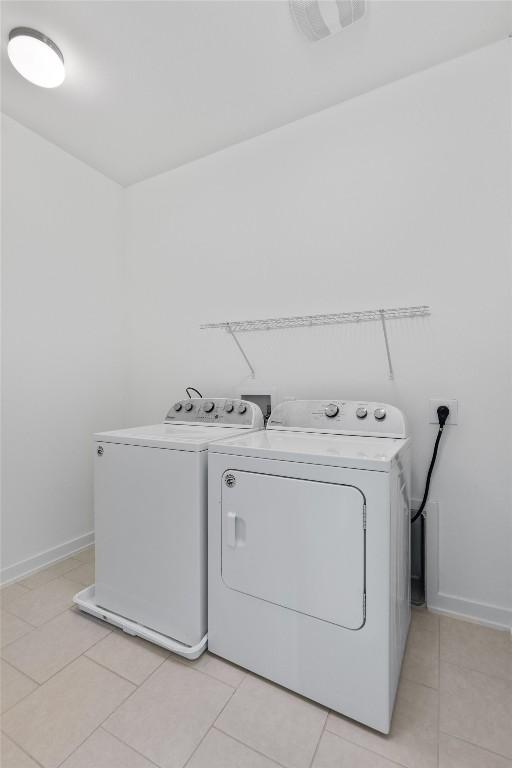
<box><xmin>290</xmin><ymin>0</ymin><xmax>366</xmax><ymax>42</ymax></box>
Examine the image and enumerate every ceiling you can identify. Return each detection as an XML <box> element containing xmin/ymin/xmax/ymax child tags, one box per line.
<box><xmin>2</xmin><ymin>1</ymin><xmax>511</xmax><ymax>186</ymax></box>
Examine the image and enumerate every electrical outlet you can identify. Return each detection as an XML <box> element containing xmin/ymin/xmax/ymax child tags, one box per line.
<box><xmin>429</xmin><ymin>399</ymin><xmax>458</xmax><ymax>425</ymax></box>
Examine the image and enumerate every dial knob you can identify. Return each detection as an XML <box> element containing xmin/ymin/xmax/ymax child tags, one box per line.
<box><xmin>238</xmin><ymin>403</ymin><xmax>247</xmax><ymax>414</ymax></box>
<box><xmin>374</xmin><ymin>407</ymin><xmax>386</xmax><ymax>421</ymax></box>
<box><xmin>356</xmin><ymin>407</ymin><xmax>367</xmax><ymax>419</ymax></box>
<box><xmin>325</xmin><ymin>404</ymin><xmax>339</xmax><ymax>418</ymax></box>
<box><xmin>174</xmin><ymin>403</ymin><xmax>182</xmax><ymax>412</ymax></box>
<box><xmin>184</xmin><ymin>402</ymin><xmax>194</xmax><ymax>412</ymax></box>
<box><xmin>203</xmin><ymin>401</ymin><xmax>215</xmax><ymax>413</ymax></box>
<box><xmin>225</xmin><ymin>402</ymin><xmax>234</xmax><ymax>413</ymax></box>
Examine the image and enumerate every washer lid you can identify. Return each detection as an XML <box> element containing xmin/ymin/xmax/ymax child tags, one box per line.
<box><xmin>94</xmin><ymin>423</ymin><xmax>261</xmax><ymax>451</ymax></box>
<box><xmin>209</xmin><ymin>429</ymin><xmax>408</xmax><ymax>471</ymax></box>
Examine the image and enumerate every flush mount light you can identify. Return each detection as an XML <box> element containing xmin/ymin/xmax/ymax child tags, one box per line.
<box><xmin>8</xmin><ymin>27</ymin><xmax>65</xmax><ymax>88</ymax></box>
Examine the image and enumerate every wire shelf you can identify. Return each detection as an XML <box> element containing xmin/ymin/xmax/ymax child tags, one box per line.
<box><xmin>201</xmin><ymin>305</ymin><xmax>430</xmax><ymax>380</ymax></box>
<box><xmin>200</xmin><ymin>305</ymin><xmax>429</xmax><ymax>333</ymax></box>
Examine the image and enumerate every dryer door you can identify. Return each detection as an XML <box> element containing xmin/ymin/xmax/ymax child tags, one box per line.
<box><xmin>221</xmin><ymin>470</ymin><xmax>365</xmax><ymax>630</ymax></box>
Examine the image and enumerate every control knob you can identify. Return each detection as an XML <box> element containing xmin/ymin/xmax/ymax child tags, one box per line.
<box><xmin>203</xmin><ymin>401</ymin><xmax>215</xmax><ymax>413</ymax></box>
<box><xmin>184</xmin><ymin>402</ymin><xmax>194</xmax><ymax>412</ymax></box>
<box><xmin>238</xmin><ymin>403</ymin><xmax>247</xmax><ymax>414</ymax></box>
<box><xmin>174</xmin><ymin>403</ymin><xmax>182</xmax><ymax>412</ymax></box>
<box><xmin>356</xmin><ymin>407</ymin><xmax>367</xmax><ymax>419</ymax></box>
<box><xmin>325</xmin><ymin>404</ymin><xmax>339</xmax><ymax>418</ymax></box>
<box><xmin>374</xmin><ymin>407</ymin><xmax>386</xmax><ymax>421</ymax></box>
<box><xmin>225</xmin><ymin>402</ymin><xmax>234</xmax><ymax>413</ymax></box>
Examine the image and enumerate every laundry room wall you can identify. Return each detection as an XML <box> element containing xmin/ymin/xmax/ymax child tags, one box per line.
<box><xmin>1</xmin><ymin>115</ymin><xmax>127</xmax><ymax>582</ymax></box>
<box><xmin>124</xmin><ymin>39</ymin><xmax>512</xmax><ymax>628</ymax></box>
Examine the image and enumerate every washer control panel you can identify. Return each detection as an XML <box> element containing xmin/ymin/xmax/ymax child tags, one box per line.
<box><xmin>165</xmin><ymin>398</ymin><xmax>263</xmax><ymax>428</ymax></box>
<box><xmin>267</xmin><ymin>400</ymin><xmax>407</xmax><ymax>438</ymax></box>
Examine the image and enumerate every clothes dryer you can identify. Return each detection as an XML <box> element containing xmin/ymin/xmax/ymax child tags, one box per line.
<box><xmin>208</xmin><ymin>399</ymin><xmax>410</xmax><ymax>730</ymax></box>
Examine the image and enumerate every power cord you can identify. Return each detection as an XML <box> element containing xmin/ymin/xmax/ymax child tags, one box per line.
<box><xmin>186</xmin><ymin>387</ymin><xmax>202</xmax><ymax>399</ymax></box>
<box><xmin>411</xmin><ymin>405</ymin><xmax>450</xmax><ymax>524</ymax></box>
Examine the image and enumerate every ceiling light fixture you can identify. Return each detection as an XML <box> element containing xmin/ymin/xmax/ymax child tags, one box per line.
<box><xmin>8</xmin><ymin>27</ymin><xmax>65</xmax><ymax>88</ymax></box>
<box><xmin>290</xmin><ymin>0</ymin><xmax>366</xmax><ymax>42</ymax></box>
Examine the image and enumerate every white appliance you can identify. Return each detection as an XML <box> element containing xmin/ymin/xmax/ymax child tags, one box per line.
<box><xmin>74</xmin><ymin>398</ymin><xmax>263</xmax><ymax>659</ymax></box>
<box><xmin>208</xmin><ymin>399</ymin><xmax>410</xmax><ymax>732</ymax></box>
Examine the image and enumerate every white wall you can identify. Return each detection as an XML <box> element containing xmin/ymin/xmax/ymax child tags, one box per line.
<box><xmin>1</xmin><ymin>115</ymin><xmax>126</xmax><ymax>582</ymax></box>
<box><xmin>125</xmin><ymin>40</ymin><xmax>512</xmax><ymax>628</ymax></box>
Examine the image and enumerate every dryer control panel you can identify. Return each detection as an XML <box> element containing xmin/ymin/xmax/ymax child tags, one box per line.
<box><xmin>165</xmin><ymin>399</ymin><xmax>263</xmax><ymax>429</ymax></box>
<box><xmin>267</xmin><ymin>400</ymin><xmax>407</xmax><ymax>439</ymax></box>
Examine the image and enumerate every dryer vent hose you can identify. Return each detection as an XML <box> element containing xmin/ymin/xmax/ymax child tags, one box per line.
<box><xmin>411</xmin><ymin>406</ymin><xmax>449</xmax><ymax>524</ymax></box>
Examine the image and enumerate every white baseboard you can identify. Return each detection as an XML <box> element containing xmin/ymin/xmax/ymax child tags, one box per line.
<box><xmin>428</xmin><ymin>593</ymin><xmax>512</xmax><ymax>631</ymax></box>
<box><xmin>422</xmin><ymin>499</ymin><xmax>511</xmax><ymax>632</ymax></box>
<box><xmin>1</xmin><ymin>532</ymin><xmax>94</xmax><ymax>586</ymax></box>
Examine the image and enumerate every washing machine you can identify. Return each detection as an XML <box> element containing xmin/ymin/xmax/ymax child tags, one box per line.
<box><xmin>73</xmin><ymin>398</ymin><xmax>263</xmax><ymax>659</ymax></box>
<box><xmin>208</xmin><ymin>399</ymin><xmax>410</xmax><ymax>731</ymax></box>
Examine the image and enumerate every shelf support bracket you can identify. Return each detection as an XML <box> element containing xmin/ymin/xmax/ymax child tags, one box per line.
<box><xmin>227</xmin><ymin>324</ymin><xmax>255</xmax><ymax>378</ymax></box>
<box><xmin>379</xmin><ymin>310</ymin><xmax>394</xmax><ymax>380</ymax></box>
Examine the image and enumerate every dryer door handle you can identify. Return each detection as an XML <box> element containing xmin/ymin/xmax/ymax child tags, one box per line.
<box><xmin>226</xmin><ymin>511</ymin><xmax>237</xmax><ymax>547</ymax></box>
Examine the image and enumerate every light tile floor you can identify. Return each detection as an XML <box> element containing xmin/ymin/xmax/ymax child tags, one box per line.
<box><xmin>1</xmin><ymin>548</ymin><xmax>511</xmax><ymax>768</ymax></box>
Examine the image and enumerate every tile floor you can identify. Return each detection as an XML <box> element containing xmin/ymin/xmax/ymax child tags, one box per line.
<box><xmin>1</xmin><ymin>548</ymin><xmax>511</xmax><ymax>768</ymax></box>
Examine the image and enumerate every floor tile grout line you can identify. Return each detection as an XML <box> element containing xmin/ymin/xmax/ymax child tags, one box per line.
<box><xmin>401</xmin><ymin>675</ymin><xmax>439</xmax><ymax>691</ymax></box>
<box><xmin>439</xmin><ymin>657</ymin><xmax>512</xmax><ymax>684</ymax></box>
<box><xmin>4</xmin><ymin>606</ymin><xmax>242</xmax><ymax>691</ymax></box>
<box><xmin>96</xmin><ymin>654</ymin><xmax>239</xmax><ymax>768</ymax></box>
<box><xmin>168</xmin><ymin>652</ymin><xmax>244</xmax><ymax>691</ymax></box>
<box><xmin>15</xmin><ymin>560</ymin><xmax>85</xmax><ymax>592</ymax></box>
<box><xmin>182</xmin><ymin>669</ymin><xmax>301</xmax><ymax>768</ymax></box>
<box><xmin>213</xmin><ymin>723</ymin><xmax>323</xmax><ymax>768</ymax></box>
<box><xmin>215</xmin><ymin>726</ymin><xmax>291</xmax><ymax>768</ymax></box>
<box><xmin>438</xmin><ymin>728</ymin><xmax>512</xmax><ymax>762</ymax></box>
<box><xmin>53</xmin><ymin>719</ymin><xmax>116</xmax><ymax>767</ymax></box>
<box><xmin>2</xmin><ymin>581</ymin><xmax>85</xmax><ymax>631</ymax></box>
<box><xmin>173</xmin><ymin>654</ymin><xmax>247</xmax><ymax>690</ymax></box>
<box><xmin>0</xmin><ymin>658</ymin><xmax>40</xmax><ymax>712</ymax></box>
<box><xmin>98</xmin><ymin>651</ymin><xmax>174</xmax><ymax>722</ymax></box>
<box><xmin>1</xmin><ymin>552</ymin><xmax>93</xmax><ymax>593</ymax></box>
<box><xmin>179</xmin><ymin>666</ymin><xmax>262</xmax><ymax>767</ymax></box>
<box><xmin>1</xmin><ymin>604</ymin><xmax>40</xmax><ymax>628</ymax></box>
<box><xmin>83</xmin><ymin>642</ymin><xmax>171</xmax><ymax>686</ymax></box>
<box><xmin>0</xmin><ymin>603</ymin><xmax>103</xmax><ymax>652</ymax></box>
<box><xmin>97</xmin><ymin>726</ymin><xmax>163</xmax><ymax>768</ymax></box>
<box><xmin>328</xmin><ymin>726</ymin><xmax>418</xmax><ymax>768</ymax></box>
<box><xmin>307</xmin><ymin>709</ymin><xmax>328</xmax><ymax>768</ymax></box>
<box><xmin>1</xmin><ymin>729</ymin><xmax>46</xmax><ymax>767</ymax></box>
<box><xmin>0</xmin><ymin>619</ymin><xmax>120</xmax><ymax>717</ymax></box>
<box><xmin>52</xmin><ymin>653</ymin><xmax>169</xmax><ymax>768</ymax></box>
<box><xmin>182</xmin><ymin>684</ymin><xmax>240</xmax><ymax>768</ymax></box>
<box><xmin>0</xmin><ymin>607</ymin><xmax>115</xmax><ymax>685</ymax></box>
<box><xmin>0</xmin><ymin>626</ymin><xmax>36</xmax><ymax>652</ymax></box>
<box><xmin>210</xmin><ymin>673</ymin><xmax>319</xmax><ymax>768</ymax></box>
<box><xmin>322</xmin><ymin>722</ymin><xmax>424</xmax><ymax>768</ymax></box>
<box><xmin>1</xmin><ymin>654</ymin><xmax>42</xmax><ymax>686</ymax></box>
<box><xmin>328</xmin><ymin>727</ymin><xmax>416</xmax><ymax>768</ymax></box>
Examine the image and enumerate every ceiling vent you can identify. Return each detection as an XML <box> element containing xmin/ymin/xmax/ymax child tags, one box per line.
<box><xmin>290</xmin><ymin>0</ymin><xmax>366</xmax><ymax>42</ymax></box>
